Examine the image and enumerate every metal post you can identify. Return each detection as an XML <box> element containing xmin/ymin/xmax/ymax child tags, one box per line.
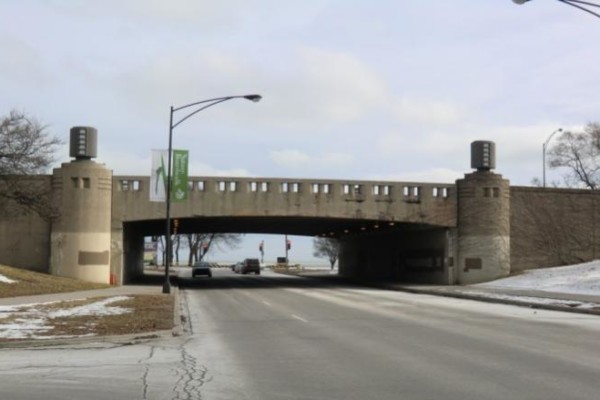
<box><xmin>543</xmin><ymin>142</ymin><xmax>547</xmax><ymax>188</ymax></box>
<box><xmin>285</xmin><ymin>234</ymin><xmax>289</xmax><ymax>264</ymax></box>
<box><xmin>542</xmin><ymin>128</ymin><xmax>562</xmax><ymax>188</ymax></box>
<box><xmin>163</xmin><ymin>106</ymin><xmax>174</xmax><ymax>294</ymax></box>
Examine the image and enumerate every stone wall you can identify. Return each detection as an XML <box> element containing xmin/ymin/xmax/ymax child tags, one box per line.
<box><xmin>0</xmin><ymin>176</ymin><xmax>52</xmax><ymax>272</ymax></box>
<box><xmin>510</xmin><ymin>186</ymin><xmax>600</xmax><ymax>271</ymax></box>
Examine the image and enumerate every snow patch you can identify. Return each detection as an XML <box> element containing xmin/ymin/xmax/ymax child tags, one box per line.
<box><xmin>476</xmin><ymin>259</ymin><xmax>600</xmax><ymax>295</ymax></box>
<box><xmin>0</xmin><ymin>296</ymin><xmax>132</xmax><ymax>340</ymax></box>
<box><xmin>0</xmin><ymin>274</ymin><xmax>17</xmax><ymax>284</ymax></box>
<box><xmin>48</xmin><ymin>296</ymin><xmax>131</xmax><ymax>318</ymax></box>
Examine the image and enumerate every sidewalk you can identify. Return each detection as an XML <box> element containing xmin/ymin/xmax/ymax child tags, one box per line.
<box><xmin>0</xmin><ymin>284</ymin><xmax>163</xmax><ymax>306</ymax></box>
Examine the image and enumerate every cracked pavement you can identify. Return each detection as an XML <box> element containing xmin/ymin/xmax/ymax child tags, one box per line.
<box><xmin>0</xmin><ymin>337</ymin><xmax>212</xmax><ymax>400</ymax></box>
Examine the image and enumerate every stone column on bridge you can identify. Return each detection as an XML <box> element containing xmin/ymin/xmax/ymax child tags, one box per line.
<box><xmin>456</xmin><ymin>141</ymin><xmax>510</xmax><ymax>284</ymax></box>
<box><xmin>50</xmin><ymin>127</ymin><xmax>113</xmax><ymax>284</ymax></box>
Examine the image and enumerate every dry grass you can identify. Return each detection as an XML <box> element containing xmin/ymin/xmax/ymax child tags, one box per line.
<box><xmin>0</xmin><ymin>265</ymin><xmax>175</xmax><ymax>341</ymax></box>
<box><xmin>42</xmin><ymin>295</ymin><xmax>174</xmax><ymax>337</ymax></box>
<box><xmin>0</xmin><ymin>295</ymin><xmax>174</xmax><ymax>342</ymax></box>
<box><xmin>0</xmin><ymin>264</ymin><xmax>110</xmax><ymax>298</ymax></box>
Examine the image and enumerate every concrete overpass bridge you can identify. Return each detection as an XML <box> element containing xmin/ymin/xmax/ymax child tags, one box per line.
<box><xmin>116</xmin><ymin>175</ymin><xmax>456</xmax><ymax>237</ymax></box>
<box><xmin>114</xmin><ymin>175</ymin><xmax>461</xmax><ymax>284</ymax></box>
<box><xmin>2</xmin><ymin>127</ymin><xmax>599</xmax><ymax>286</ymax></box>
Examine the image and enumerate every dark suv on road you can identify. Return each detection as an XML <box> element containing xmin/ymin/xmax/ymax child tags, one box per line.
<box><xmin>192</xmin><ymin>261</ymin><xmax>212</xmax><ymax>278</ymax></box>
<box><xmin>240</xmin><ymin>258</ymin><xmax>261</xmax><ymax>275</ymax></box>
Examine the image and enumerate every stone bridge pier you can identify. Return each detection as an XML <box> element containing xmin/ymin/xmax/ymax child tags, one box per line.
<box><xmin>338</xmin><ymin>141</ymin><xmax>510</xmax><ymax>285</ymax></box>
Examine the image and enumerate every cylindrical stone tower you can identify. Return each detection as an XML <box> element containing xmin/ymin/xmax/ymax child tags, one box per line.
<box><xmin>456</xmin><ymin>141</ymin><xmax>510</xmax><ymax>284</ymax></box>
<box><xmin>50</xmin><ymin>127</ymin><xmax>112</xmax><ymax>284</ymax></box>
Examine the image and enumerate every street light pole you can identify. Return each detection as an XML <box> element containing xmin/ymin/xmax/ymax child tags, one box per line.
<box><xmin>162</xmin><ymin>94</ymin><xmax>262</xmax><ymax>294</ymax></box>
<box><xmin>512</xmin><ymin>0</ymin><xmax>600</xmax><ymax>19</ymax></box>
<box><xmin>543</xmin><ymin>128</ymin><xmax>563</xmax><ymax>188</ymax></box>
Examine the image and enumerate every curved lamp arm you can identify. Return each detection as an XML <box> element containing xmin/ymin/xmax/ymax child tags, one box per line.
<box><xmin>542</xmin><ymin>128</ymin><xmax>563</xmax><ymax>187</ymax></box>
<box><xmin>544</xmin><ymin>128</ymin><xmax>564</xmax><ymax>150</ymax></box>
<box><xmin>172</xmin><ymin>94</ymin><xmax>262</xmax><ymax>129</ymax></box>
<box><xmin>513</xmin><ymin>0</ymin><xmax>600</xmax><ymax>19</ymax></box>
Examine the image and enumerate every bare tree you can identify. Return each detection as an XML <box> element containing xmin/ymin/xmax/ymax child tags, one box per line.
<box><xmin>548</xmin><ymin>123</ymin><xmax>600</xmax><ymax>190</ymax></box>
<box><xmin>184</xmin><ymin>233</ymin><xmax>211</xmax><ymax>266</ymax></box>
<box><xmin>313</xmin><ymin>237</ymin><xmax>340</xmax><ymax>270</ymax></box>
<box><xmin>173</xmin><ymin>235</ymin><xmax>181</xmax><ymax>265</ymax></box>
<box><xmin>0</xmin><ymin>110</ymin><xmax>63</xmax><ymax>219</ymax></box>
<box><xmin>156</xmin><ymin>236</ymin><xmax>165</xmax><ymax>266</ymax></box>
<box><xmin>183</xmin><ymin>233</ymin><xmax>244</xmax><ymax>265</ymax></box>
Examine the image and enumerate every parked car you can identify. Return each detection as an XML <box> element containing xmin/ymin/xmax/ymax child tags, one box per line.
<box><xmin>192</xmin><ymin>261</ymin><xmax>212</xmax><ymax>278</ymax></box>
<box><xmin>238</xmin><ymin>258</ymin><xmax>260</xmax><ymax>275</ymax></box>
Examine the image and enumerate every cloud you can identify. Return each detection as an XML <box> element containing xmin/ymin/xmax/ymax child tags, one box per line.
<box><xmin>106</xmin><ymin>45</ymin><xmax>392</xmax><ymax>138</ymax></box>
<box><xmin>269</xmin><ymin>149</ymin><xmax>352</xmax><ymax>170</ymax></box>
<box><xmin>0</xmin><ymin>33</ymin><xmax>48</xmax><ymax>85</ymax></box>
<box><xmin>375</xmin><ymin>128</ymin><xmax>471</xmax><ymax>160</ymax></box>
<box><xmin>270</xmin><ymin>150</ymin><xmax>311</xmax><ymax>168</ymax></box>
<box><xmin>93</xmin><ymin>147</ymin><xmax>253</xmax><ymax>177</ymax></box>
<box><xmin>390</xmin><ymin>97</ymin><xmax>463</xmax><ymax>126</ymax></box>
<box><xmin>321</xmin><ymin>152</ymin><xmax>353</xmax><ymax>166</ymax></box>
<box><xmin>45</xmin><ymin>0</ymin><xmax>248</xmax><ymax>28</ymax></box>
<box><xmin>294</xmin><ymin>47</ymin><xmax>388</xmax><ymax>121</ymax></box>
<box><xmin>368</xmin><ymin>168</ymin><xmax>464</xmax><ymax>184</ymax></box>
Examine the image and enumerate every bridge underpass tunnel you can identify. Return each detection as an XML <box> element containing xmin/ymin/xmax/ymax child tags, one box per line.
<box><xmin>116</xmin><ymin>216</ymin><xmax>390</xmax><ymax>284</ymax></box>
<box><xmin>117</xmin><ymin>222</ymin><xmax>147</xmax><ymax>284</ymax></box>
<box><xmin>338</xmin><ymin>226</ymin><xmax>454</xmax><ymax>285</ymax></box>
<box><xmin>112</xmin><ymin>219</ymin><xmax>167</xmax><ymax>285</ymax></box>
<box><xmin>116</xmin><ymin>216</ymin><xmax>455</xmax><ymax>285</ymax></box>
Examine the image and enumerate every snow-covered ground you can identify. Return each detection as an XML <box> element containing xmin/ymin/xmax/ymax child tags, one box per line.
<box><xmin>476</xmin><ymin>260</ymin><xmax>600</xmax><ymax>295</ymax></box>
<box><xmin>0</xmin><ymin>274</ymin><xmax>16</xmax><ymax>284</ymax></box>
<box><xmin>452</xmin><ymin>260</ymin><xmax>600</xmax><ymax>310</ymax></box>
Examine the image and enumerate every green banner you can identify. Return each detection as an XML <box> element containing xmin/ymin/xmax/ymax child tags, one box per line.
<box><xmin>171</xmin><ymin>149</ymin><xmax>189</xmax><ymax>201</ymax></box>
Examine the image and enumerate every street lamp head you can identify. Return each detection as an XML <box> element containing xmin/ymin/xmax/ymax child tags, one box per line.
<box><xmin>512</xmin><ymin>0</ymin><xmax>600</xmax><ymax>19</ymax></box>
<box><xmin>243</xmin><ymin>94</ymin><xmax>262</xmax><ymax>102</ymax></box>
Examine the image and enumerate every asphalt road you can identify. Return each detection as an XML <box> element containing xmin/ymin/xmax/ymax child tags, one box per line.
<box><xmin>179</xmin><ymin>269</ymin><xmax>600</xmax><ymax>400</ymax></box>
<box><xmin>1</xmin><ymin>268</ymin><xmax>599</xmax><ymax>400</ymax></box>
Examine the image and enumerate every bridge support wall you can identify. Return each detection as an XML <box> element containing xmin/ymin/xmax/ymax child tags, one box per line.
<box><xmin>338</xmin><ymin>228</ymin><xmax>453</xmax><ymax>284</ymax></box>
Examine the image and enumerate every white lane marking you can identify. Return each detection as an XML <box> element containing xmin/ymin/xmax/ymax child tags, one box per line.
<box><xmin>262</xmin><ymin>300</ymin><xmax>272</xmax><ymax>306</ymax></box>
<box><xmin>291</xmin><ymin>314</ymin><xmax>308</xmax><ymax>323</ymax></box>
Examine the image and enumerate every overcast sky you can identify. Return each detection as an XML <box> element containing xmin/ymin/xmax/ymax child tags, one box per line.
<box><xmin>2</xmin><ymin>0</ymin><xmax>599</xmax><ymax>263</ymax></box>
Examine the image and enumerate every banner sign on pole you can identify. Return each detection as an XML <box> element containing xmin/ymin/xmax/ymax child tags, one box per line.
<box><xmin>150</xmin><ymin>149</ymin><xmax>168</xmax><ymax>202</ymax></box>
<box><xmin>171</xmin><ymin>149</ymin><xmax>189</xmax><ymax>202</ymax></box>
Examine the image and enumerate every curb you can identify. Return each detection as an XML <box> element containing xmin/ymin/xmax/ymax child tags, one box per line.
<box><xmin>171</xmin><ymin>282</ymin><xmax>184</xmax><ymax>337</ymax></box>
<box><xmin>379</xmin><ymin>285</ymin><xmax>600</xmax><ymax>316</ymax></box>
